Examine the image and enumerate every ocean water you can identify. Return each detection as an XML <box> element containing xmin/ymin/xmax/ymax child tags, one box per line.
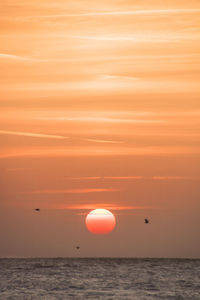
<box><xmin>0</xmin><ymin>258</ymin><xmax>199</xmax><ymax>300</ymax></box>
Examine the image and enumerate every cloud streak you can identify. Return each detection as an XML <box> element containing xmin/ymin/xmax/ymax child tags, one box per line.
<box><xmin>39</xmin><ymin>116</ymin><xmax>162</xmax><ymax>124</ymax></box>
<box><xmin>30</xmin><ymin>8</ymin><xmax>200</xmax><ymax>19</ymax></box>
<box><xmin>67</xmin><ymin>176</ymin><xmax>200</xmax><ymax>181</ymax></box>
<box><xmin>0</xmin><ymin>53</ymin><xmax>30</xmax><ymax>61</ymax></box>
<box><xmin>68</xmin><ymin>34</ymin><xmax>171</xmax><ymax>43</ymax></box>
<box><xmin>23</xmin><ymin>188</ymin><xmax>119</xmax><ymax>195</ymax></box>
<box><xmin>0</xmin><ymin>53</ymin><xmax>43</xmax><ymax>62</ymax></box>
<box><xmin>69</xmin><ymin>176</ymin><xmax>144</xmax><ymax>180</ymax></box>
<box><xmin>0</xmin><ymin>130</ymin><xmax>68</xmax><ymax>140</ymax></box>
<box><xmin>1</xmin><ymin>53</ymin><xmax>199</xmax><ymax>64</ymax></box>
<box><xmin>102</xmin><ymin>75</ymin><xmax>139</xmax><ymax>81</ymax></box>
<box><xmin>151</xmin><ymin>176</ymin><xmax>200</xmax><ymax>180</ymax></box>
<box><xmin>62</xmin><ymin>204</ymin><xmax>149</xmax><ymax>211</ymax></box>
<box><xmin>84</xmin><ymin>138</ymin><xmax>124</xmax><ymax>144</ymax></box>
<box><xmin>1</xmin><ymin>146</ymin><xmax>200</xmax><ymax>159</ymax></box>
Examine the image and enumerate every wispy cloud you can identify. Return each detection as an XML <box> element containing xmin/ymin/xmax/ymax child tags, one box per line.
<box><xmin>0</xmin><ymin>53</ymin><xmax>42</xmax><ymax>62</ymax></box>
<box><xmin>37</xmin><ymin>110</ymin><xmax>200</xmax><ymax>119</ymax></box>
<box><xmin>0</xmin><ymin>53</ymin><xmax>28</xmax><ymax>60</ymax></box>
<box><xmin>23</xmin><ymin>188</ymin><xmax>119</xmax><ymax>195</ymax></box>
<box><xmin>69</xmin><ymin>176</ymin><xmax>144</xmax><ymax>180</ymax></box>
<box><xmin>30</xmin><ymin>8</ymin><xmax>200</xmax><ymax>19</ymax></box>
<box><xmin>39</xmin><ymin>116</ymin><xmax>162</xmax><ymax>124</ymax></box>
<box><xmin>68</xmin><ymin>34</ymin><xmax>171</xmax><ymax>43</ymax></box>
<box><xmin>151</xmin><ymin>176</ymin><xmax>200</xmax><ymax>180</ymax></box>
<box><xmin>62</xmin><ymin>204</ymin><xmax>149</xmax><ymax>211</ymax></box>
<box><xmin>67</xmin><ymin>176</ymin><xmax>200</xmax><ymax>181</ymax></box>
<box><xmin>84</xmin><ymin>138</ymin><xmax>123</xmax><ymax>144</ymax></box>
<box><xmin>0</xmin><ymin>53</ymin><xmax>92</xmax><ymax>63</ymax></box>
<box><xmin>102</xmin><ymin>75</ymin><xmax>139</xmax><ymax>81</ymax></box>
<box><xmin>6</xmin><ymin>75</ymin><xmax>199</xmax><ymax>92</ymax></box>
<box><xmin>36</xmin><ymin>110</ymin><xmax>200</xmax><ymax>127</ymax></box>
<box><xmin>0</xmin><ymin>53</ymin><xmax>77</xmax><ymax>63</ymax></box>
<box><xmin>1</xmin><ymin>146</ymin><xmax>200</xmax><ymax>159</ymax></box>
<box><xmin>0</xmin><ymin>130</ymin><xmax>68</xmax><ymax>140</ymax></box>
<box><xmin>1</xmin><ymin>53</ymin><xmax>199</xmax><ymax>64</ymax></box>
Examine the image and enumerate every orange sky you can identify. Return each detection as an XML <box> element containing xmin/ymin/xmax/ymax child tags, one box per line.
<box><xmin>0</xmin><ymin>0</ymin><xmax>200</xmax><ymax>258</ymax></box>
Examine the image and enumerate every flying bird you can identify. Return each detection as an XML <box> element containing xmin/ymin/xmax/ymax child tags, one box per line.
<box><xmin>76</xmin><ymin>246</ymin><xmax>80</xmax><ymax>250</ymax></box>
<box><xmin>35</xmin><ymin>208</ymin><xmax>40</xmax><ymax>212</ymax></box>
<box><xmin>144</xmin><ymin>218</ymin><xmax>149</xmax><ymax>224</ymax></box>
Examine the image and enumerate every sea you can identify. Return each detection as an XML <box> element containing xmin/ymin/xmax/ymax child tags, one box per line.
<box><xmin>0</xmin><ymin>258</ymin><xmax>199</xmax><ymax>300</ymax></box>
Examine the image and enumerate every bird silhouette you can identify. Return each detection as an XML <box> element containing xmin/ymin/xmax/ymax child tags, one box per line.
<box><xmin>35</xmin><ymin>208</ymin><xmax>40</xmax><ymax>212</ymax></box>
<box><xmin>76</xmin><ymin>246</ymin><xmax>80</xmax><ymax>250</ymax></box>
<box><xmin>144</xmin><ymin>218</ymin><xmax>149</xmax><ymax>224</ymax></box>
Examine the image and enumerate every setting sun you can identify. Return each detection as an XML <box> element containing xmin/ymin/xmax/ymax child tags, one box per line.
<box><xmin>85</xmin><ymin>209</ymin><xmax>116</xmax><ymax>234</ymax></box>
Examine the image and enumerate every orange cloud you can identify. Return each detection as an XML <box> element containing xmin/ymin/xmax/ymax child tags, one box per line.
<box><xmin>38</xmin><ymin>116</ymin><xmax>161</xmax><ymax>124</ymax></box>
<box><xmin>69</xmin><ymin>176</ymin><xmax>144</xmax><ymax>180</ymax></box>
<box><xmin>61</xmin><ymin>204</ymin><xmax>149</xmax><ymax>211</ymax></box>
<box><xmin>29</xmin><ymin>8</ymin><xmax>200</xmax><ymax>19</ymax></box>
<box><xmin>0</xmin><ymin>130</ymin><xmax>68</xmax><ymax>140</ymax></box>
<box><xmin>23</xmin><ymin>188</ymin><xmax>120</xmax><ymax>195</ymax></box>
<box><xmin>67</xmin><ymin>176</ymin><xmax>200</xmax><ymax>181</ymax></box>
<box><xmin>1</xmin><ymin>146</ymin><xmax>200</xmax><ymax>158</ymax></box>
<box><xmin>151</xmin><ymin>176</ymin><xmax>200</xmax><ymax>180</ymax></box>
<box><xmin>84</xmin><ymin>138</ymin><xmax>123</xmax><ymax>144</ymax></box>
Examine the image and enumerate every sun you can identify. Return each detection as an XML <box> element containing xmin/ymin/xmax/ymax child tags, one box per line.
<box><xmin>85</xmin><ymin>208</ymin><xmax>116</xmax><ymax>235</ymax></box>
